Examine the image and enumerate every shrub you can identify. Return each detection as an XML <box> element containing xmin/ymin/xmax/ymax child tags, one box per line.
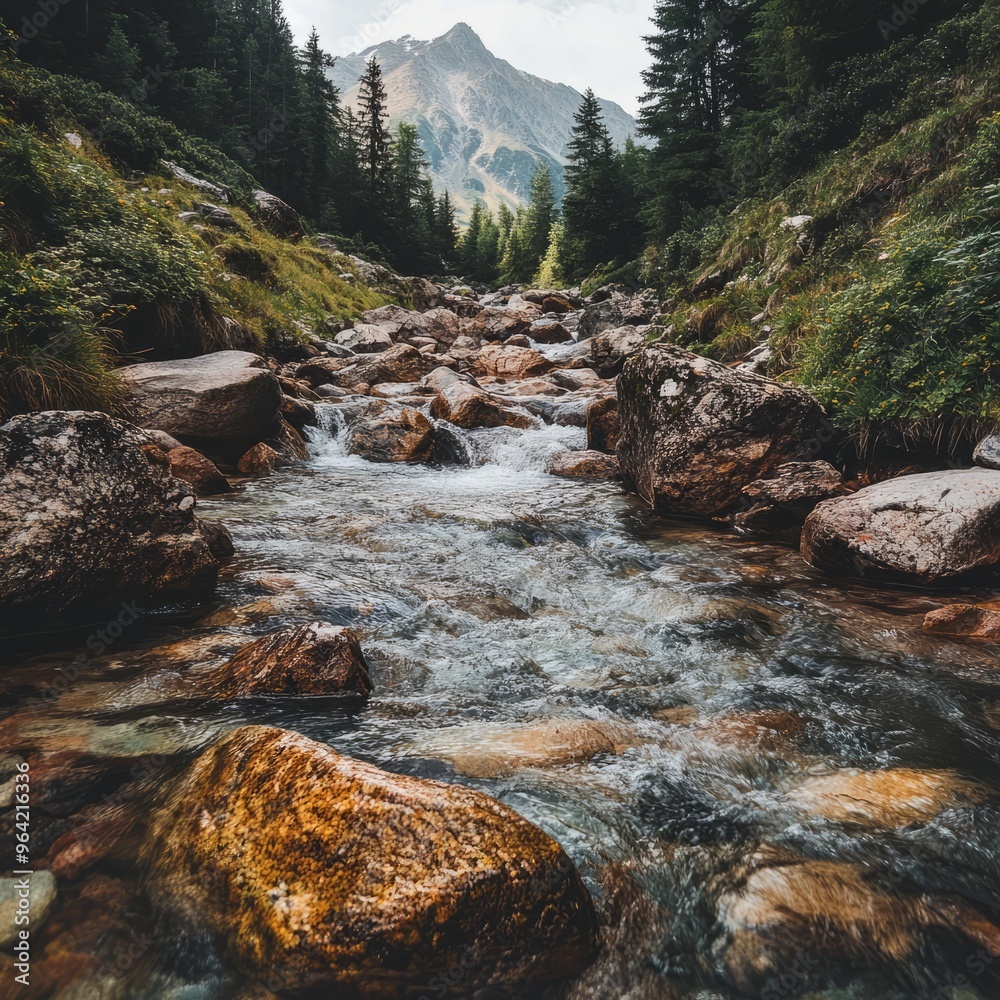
<box><xmin>788</xmin><ymin>185</ymin><xmax>1000</xmax><ymax>453</ymax></box>
<box><xmin>0</xmin><ymin>252</ymin><xmax>123</xmax><ymax>419</ymax></box>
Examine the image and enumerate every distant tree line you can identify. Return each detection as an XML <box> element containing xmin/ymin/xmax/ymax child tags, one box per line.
<box><xmin>5</xmin><ymin>0</ymin><xmax>991</xmax><ymax>285</ymax></box>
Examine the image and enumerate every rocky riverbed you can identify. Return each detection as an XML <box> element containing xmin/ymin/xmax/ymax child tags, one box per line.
<box><xmin>1</xmin><ymin>281</ymin><xmax>1000</xmax><ymax>999</ymax></box>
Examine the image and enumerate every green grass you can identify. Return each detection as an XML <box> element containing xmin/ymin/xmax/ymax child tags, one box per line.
<box><xmin>654</xmin><ymin>78</ymin><xmax>1000</xmax><ymax>460</ymax></box>
<box><xmin>0</xmin><ymin>59</ymin><xmax>389</xmax><ymax>422</ymax></box>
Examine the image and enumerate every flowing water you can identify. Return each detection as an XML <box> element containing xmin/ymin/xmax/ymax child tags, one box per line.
<box><xmin>9</xmin><ymin>408</ymin><xmax>1000</xmax><ymax>999</ymax></box>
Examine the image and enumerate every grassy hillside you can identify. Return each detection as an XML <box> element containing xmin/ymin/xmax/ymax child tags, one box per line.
<box><xmin>0</xmin><ymin>56</ymin><xmax>391</xmax><ymax>421</ymax></box>
<box><xmin>648</xmin><ymin>9</ymin><xmax>1000</xmax><ymax>464</ymax></box>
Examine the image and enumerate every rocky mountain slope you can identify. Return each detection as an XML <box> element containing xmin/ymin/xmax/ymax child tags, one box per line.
<box><xmin>330</xmin><ymin>22</ymin><xmax>642</xmax><ymax>221</ymax></box>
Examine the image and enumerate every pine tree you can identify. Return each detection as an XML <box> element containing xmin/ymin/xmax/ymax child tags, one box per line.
<box><xmin>639</xmin><ymin>0</ymin><xmax>740</xmax><ymax>236</ymax></box>
<box><xmin>499</xmin><ymin>207</ymin><xmax>533</xmax><ymax>285</ymax></box>
<box><xmin>535</xmin><ymin>221</ymin><xmax>567</xmax><ymax>288</ymax></box>
<box><xmin>93</xmin><ymin>23</ymin><xmax>144</xmax><ymax>100</ymax></box>
<box><xmin>458</xmin><ymin>200</ymin><xmax>487</xmax><ymax>278</ymax></box>
<box><xmin>390</xmin><ymin>122</ymin><xmax>433</xmax><ymax>270</ymax></box>
<box><xmin>563</xmin><ymin>89</ymin><xmax>618</xmax><ymax>274</ymax></box>
<box><xmin>355</xmin><ymin>55</ymin><xmax>393</xmax><ymax>239</ymax></box>
<box><xmin>496</xmin><ymin>202</ymin><xmax>515</xmax><ymax>262</ymax></box>
<box><xmin>297</xmin><ymin>28</ymin><xmax>340</xmax><ymax>217</ymax></box>
<box><xmin>524</xmin><ymin>164</ymin><xmax>557</xmax><ymax>278</ymax></box>
<box><xmin>435</xmin><ymin>193</ymin><xmax>459</xmax><ymax>268</ymax></box>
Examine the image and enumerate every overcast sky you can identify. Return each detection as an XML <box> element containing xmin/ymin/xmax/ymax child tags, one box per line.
<box><xmin>283</xmin><ymin>0</ymin><xmax>658</xmax><ymax>116</ymax></box>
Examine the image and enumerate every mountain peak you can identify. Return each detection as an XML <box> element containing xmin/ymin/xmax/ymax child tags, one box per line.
<box><xmin>331</xmin><ymin>26</ymin><xmax>642</xmax><ymax>221</ymax></box>
<box><xmin>445</xmin><ymin>22</ymin><xmax>479</xmax><ymax>39</ymax></box>
<box><xmin>438</xmin><ymin>22</ymin><xmax>486</xmax><ymax>51</ymax></box>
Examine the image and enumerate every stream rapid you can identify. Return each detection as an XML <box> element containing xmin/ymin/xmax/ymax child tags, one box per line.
<box><xmin>10</xmin><ymin>408</ymin><xmax>1000</xmax><ymax>999</ymax></box>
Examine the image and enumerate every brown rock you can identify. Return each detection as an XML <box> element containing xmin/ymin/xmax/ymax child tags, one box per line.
<box><xmin>281</xmin><ymin>394</ymin><xmax>317</xmax><ymax>431</ymax></box>
<box><xmin>618</xmin><ymin>345</ymin><xmax>828</xmax><ymax>519</ymax></box>
<box><xmin>543</xmin><ymin>294</ymin><xmax>574</xmax><ymax>315</ymax></box>
<box><xmin>237</xmin><ymin>442</ymin><xmax>279</xmax><ymax>476</ymax></box>
<box><xmin>409</xmin><ymin>276</ymin><xmax>446</xmax><ymax>311</ymax></box>
<box><xmin>299</xmin><ymin>344</ymin><xmax>437</xmax><ymax>393</ymax></box>
<box><xmin>431</xmin><ymin>382</ymin><xmax>532</xmax><ymax>430</ymax></box>
<box><xmin>589</xmin><ymin>325</ymin><xmax>646</xmax><ymax>377</ymax></box>
<box><xmin>267</xmin><ymin>417</ymin><xmax>309</xmax><ymax>463</ymax></box>
<box><xmin>144</xmin><ymin>726</ymin><xmax>599</xmax><ymax>996</ymax></box>
<box><xmin>168</xmin><ymin>446</ymin><xmax>233</xmax><ymax>495</ymax></box>
<box><xmin>198</xmin><ymin>519</ymin><xmax>235</xmax><ymax>559</ymax></box>
<box><xmin>420</xmin><ymin>719</ymin><xmax>633</xmax><ymax>778</ymax></box>
<box><xmin>522</xmin><ymin>289</ymin><xmax>574</xmax><ymax>314</ymax></box>
<box><xmin>191</xmin><ymin>623</ymin><xmax>371</xmax><ymax>699</ymax></box>
<box><xmin>717</xmin><ymin>849</ymin><xmax>1000</xmax><ymax>996</ymax></box>
<box><xmin>123</xmin><ymin>351</ymin><xmax>282</xmax><ymax>460</ymax></box>
<box><xmin>923</xmin><ymin>601</ymin><xmax>1000</xmax><ymax>640</ymax></box>
<box><xmin>482</xmin><ymin>302</ymin><xmax>543</xmax><ymax>340</ymax></box>
<box><xmin>549</xmin><ymin>451</ymin><xmax>620</xmax><ymax>480</ymax></box>
<box><xmin>586</xmin><ymin>394</ymin><xmax>620</xmax><ymax>453</ymax></box>
<box><xmin>476</xmin><ymin>343</ymin><xmax>555</xmax><ymax>381</ymax></box>
<box><xmin>787</xmin><ymin>768</ymin><xmax>991</xmax><ymax>829</ymax></box>
<box><xmin>550</xmin><ymin>368</ymin><xmax>604</xmax><ymax>391</ymax></box>
<box><xmin>504</xmin><ymin>333</ymin><xmax>533</xmax><ymax>348</ymax></box>
<box><xmin>346</xmin><ymin>406</ymin><xmax>436</xmax><ymax>463</ymax></box>
<box><xmin>734</xmin><ymin>461</ymin><xmax>847</xmax><ymax>540</ymax></box>
<box><xmin>530</xmin><ymin>320</ymin><xmax>573</xmax><ymax>344</ymax></box>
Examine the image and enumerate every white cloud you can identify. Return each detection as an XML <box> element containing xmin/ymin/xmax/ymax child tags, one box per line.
<box><xmin>283</xmin><ymin>0</ymin><xmax>657</xmax><ymax>116</ymax></box>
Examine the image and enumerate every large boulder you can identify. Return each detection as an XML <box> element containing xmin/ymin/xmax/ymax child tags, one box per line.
<box><xmin>144</xmin><ymin>727</ymin><xmax>599</xmax><ymax>995</ymax></box>
<box><xmin>617</xmin><ymin>346</ymin><xmax>827</xmax><ymax>518</ymax></box>
<box><xmin>252</xmin><ymin>188</ymin><xmax>302</xmax><ymax>239</ymax></box>
<box><xmin>801</xmin><ymin>469</ymin><xmax>1000</xmax><ymax>584</ymax></box>
<box><xmin>0</xmin><ymin>412</ymin><xmax>219</xmax><ymax>633</ymax></box>
<box><xmin>123</xmin><ymin>351</ymin><xmax>282</xmax><ymax>460</ymax></box>
<box><xmin>430</xmin><ymin>382</ymin><xmax>532</xmax><ymax>430</ymax></box>
<box><xmin>346</xmin><ymin>406</ymin><xmax>437</xmax><ymax>463</ymax></box>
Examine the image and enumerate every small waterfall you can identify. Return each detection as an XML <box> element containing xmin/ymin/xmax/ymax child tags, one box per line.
<box><xmin>304</xmin><ymin>404</ymin><xmax>350</xmax><ymax>460</ymax></box>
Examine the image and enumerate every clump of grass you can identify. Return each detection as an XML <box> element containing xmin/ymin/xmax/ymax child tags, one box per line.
<box><xmin>0</xmin><ymin>253</ymin><xmax>125</xmax><ymax>420</ymax></box>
